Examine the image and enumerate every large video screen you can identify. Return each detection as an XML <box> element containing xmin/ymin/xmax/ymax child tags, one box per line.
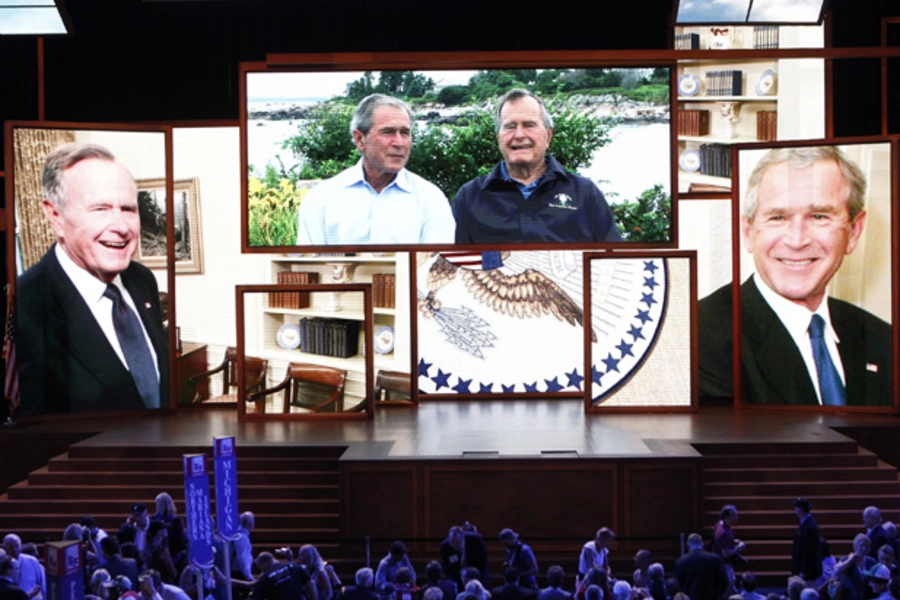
<box><xmin>7</xmin><ymin>124</ymin><xmax>173</xmax><ymax>417</ymax></box>
<box><xmin>243</xmin><ymin>58</ymin><xmax>673</xmax><ymax>252</ymax></box>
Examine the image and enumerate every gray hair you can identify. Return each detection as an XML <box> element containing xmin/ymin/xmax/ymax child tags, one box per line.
<box><xmin>42</xmin><ymin>143</ymin><xmax>118</xmax><ymax>212</ymax></box>
<box><xmin>742</xmin><ymin>146</ymin><xmax>867</xmax><ymax>222</ymax></box>
<box><xmin>355</xmin><ymin>567</ymin><xmax>374</xmax><ymax>587</ymax></box>
<box><xmin>154</xmin><ymin>492</ymin><xmax>176</xmax><ymax>517</ymax></box>
<box><xmin>350</xmin><ymin>94</ymin><xmax>413</xmax><ymax>137</ymax></box>
<box><xmin>495</xmin><ymin>89</ymin><xmax>554</xmax><ymax>133</ymax></box>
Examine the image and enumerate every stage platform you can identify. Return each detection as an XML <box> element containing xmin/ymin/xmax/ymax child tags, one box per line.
<box><xmin>13</xmin><ymin>400</ymin><xmax>900</xmax><ymax>459</ymax></box>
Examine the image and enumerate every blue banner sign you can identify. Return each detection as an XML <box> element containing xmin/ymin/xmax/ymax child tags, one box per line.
<box><xmin>183</xmin><ymin>453</ymin><xmax>215</xmax><ymax>568</ymax></box>
<box><xmin>214</xmin><ymin>436</ymin><xmax>239</xmax><ymax>540</ymax></box>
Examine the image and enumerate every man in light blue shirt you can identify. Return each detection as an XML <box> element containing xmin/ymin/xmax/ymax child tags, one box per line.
<box><xmin>296</xmin><ymin>94</ymin><xmax>454</xmax><ymax>245</ymax></box>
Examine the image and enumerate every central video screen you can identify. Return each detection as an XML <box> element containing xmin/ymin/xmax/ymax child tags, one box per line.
<box><xmin>243</xmin><ymin>61</ymin><xmax>673</xmax><ymax>252</ymax></box>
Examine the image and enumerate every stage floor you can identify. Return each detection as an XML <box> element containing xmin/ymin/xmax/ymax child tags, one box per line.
<box><xmin>19</xmin><ymin>401</ymin><xmax>900</xmax><ymax>460</ymax></box>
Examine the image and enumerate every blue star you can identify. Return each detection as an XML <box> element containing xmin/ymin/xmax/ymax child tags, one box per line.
<box><xmin>452</xmin><ymin>378</ymin><xmax>472</xmax><ymax>394</ymax></box>
<box><xmin>502</xmin><ymin>384</ymin><xmax>516</xmax><ymax>393</ymax></box>
<box><xmin>644</xmin><ymin>260</ymin><xmax>659</xmax><ymax>273</ymax></box>
<box><xmin>431</xmin><ymin>369</ymin><xmax>451</xmax><ymax>390</ymax></box>
<box><xmin>644</xmin><ymin>276</ymin><xmax>658</xmax><ymax>290</ymax></box>
<box><xmin>566</xmin><ymin>369</ymin><xmax>585</xmax><ymax>390</ymax></box>
<box><xmin>641</xmin><ymin>292</ymin><xmax>657</xmax><ymax>308</ymax></box>
<box><xmin>628</xmin><ymin>324</ymin><xmax>645</xmax><ymax>341</ymax></box>
<box><xmin>591</xmin><ymin>364</ymin><xmax>604</xmax><ymax>386</ymax></box>
<box><xmin>617</xmin><ymin>340</ymin><xmax>634</xmax><ymax>358</ymax></box>
<box><xmin>479</xmin><ymin>383</ymin><xmax>494</xmax><ymax>393</ymax></box>
<box><xmin>418</xmin><ymin>358</ymin><xmax>432</xmax><ymax>377</ymax></box>
<box><xmin>635</xmin><ymin>309</ymin><xmax>653</xmax><ymax>324</ymax></box>
<box><xmin>544</xmin><ymin>377</ymin><xmax>564</xmax><ymax>393</ymax></box>
<box><xmin>524</xmin><ymin>381</ymin><xmax>539</xmax><ymax>392</ymax></box>
<box><xmin>602</xmin><ymin>353</ymin><xmax>621</xmax><ymax>373</ymax></box>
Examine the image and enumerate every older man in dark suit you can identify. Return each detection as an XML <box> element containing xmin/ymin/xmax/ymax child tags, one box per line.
<box><xmin>17</xmin><ymin>142</ymin><xmax>169</xmax><ymax>416</ymax></box>
<box><xmin>699</xmin><ymin>145</ymin><xmax>891</xmax><ymax>406</ymax></box>
<box><xmin>791</xmin><ymin>498</ymin><xmax>821</xmax><ymax>581</ymax></box>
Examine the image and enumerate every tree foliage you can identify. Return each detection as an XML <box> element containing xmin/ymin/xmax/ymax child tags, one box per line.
<box><xmin>610</xmin><ymin>184</ymin><xmax>672</xmax><ymax>242</ymax></box>
<box><xmin>283</xmin><ymin>102</ymin><xmax>358</xmax><ymax>179</ymax></box>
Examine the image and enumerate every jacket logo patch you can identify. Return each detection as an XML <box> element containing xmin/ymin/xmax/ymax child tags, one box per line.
<box><xmin>548</xmin><ymin>193</ymin><xmax>577</xmax><ymax>210</ymax></box>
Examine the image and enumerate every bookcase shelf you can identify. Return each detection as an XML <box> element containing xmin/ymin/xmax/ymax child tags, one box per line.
<box><xmin>674</xmin><ymin>24</ymin><xmax>825</xmax><ymax>194</ymax></box>
<box><xmin>245</xmin><ymin>253</ymin><xmax>411</xmax><ymax>411</ymax></box>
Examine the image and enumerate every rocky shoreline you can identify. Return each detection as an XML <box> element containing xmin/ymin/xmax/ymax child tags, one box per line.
<box><xmin>249</xmin><ymin>95</ymin><xmax>670</xmax><ymax>125</ymax></box>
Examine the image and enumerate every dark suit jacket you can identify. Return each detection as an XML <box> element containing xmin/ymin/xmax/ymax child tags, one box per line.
<box><xmin>0</xmin><ymin>578</ymin><xmax>29</xmax><ymax>600</ymax></box>
<box><xmin>868</xmin><ymin>524</ymin><xmax>890</xmax><ymax>559</ymax></box>
<box><xmin>492</xmin><ymin>583</ymin><xmax>536</xmax><ymax>600</ymax></box>
<box><xmin>698</xmin><ymin>277</ymin><xmax>892</xmax><ymax>405</ymax></box>
<box><xmin>17</xmin><ymin>246</ymin><xmax>169</xmax><ymax>415</ymax></box>
<box><xmin>99</xmin><ymin>554</ymin><xmax>140</xmax><ymax>587</ymax></box>
<box><xmin>440</xmin><ymin>532</ymin><xmax>489</xmax><ymax>586</ymax></box>
<box><xmin>791</xmin><ymin>515</ymin><xmax>821</xmax><ymax>579</ymax></box>
<box><xmin>537</xmin><ymin>588</ymin><xmax>572</xmax><ymax>600</ymax></box>
<box><xmin>673</xmin><ymin>550</ymin><xmax>728</xmax><ymax>600</ymax></box>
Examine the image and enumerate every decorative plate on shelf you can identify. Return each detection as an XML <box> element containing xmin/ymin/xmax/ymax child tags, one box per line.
<box><xmin>374</xmin><ymin>325</ymin><xmax>395</xmax><ymax>355</ymax></box>
<box><xmin>678</xmin><ymin>73</ymin><xmax>701</xmax><ymax>97</ymax></box>
<box><xmin>756</xmin><ymin>70</ymin><xmax>776</xmax><ymax>96</ymax></box>
<box><xmin>679</xmin><ymin>149</ymin><xmax>701</xmax><ymax>172</ymax></box>
<box><xmin>276</xmin><ymin>323</ymin><xmax>301</xmax><ymax>350</ymax></box>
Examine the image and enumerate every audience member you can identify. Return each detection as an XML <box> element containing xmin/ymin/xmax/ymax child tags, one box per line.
<box><xmin>422</xmin><ymin>590</ymin><xmax>444</xmax><ymax>600</ymax></box>
<box><xmin>786</xmin><ymin>576</ymin><xmax>805</xmax><ymax>600</ymax></box>
<box><xmin>875</xmin><ymin>544</ymin><xmax>899</xmax><ymax>580</ymax></box>
<box><xmin>712</xmin><ymin>505</ymin><xmax>746</xmax><ymax>591</ymax></box>
<box><xmin>0</xmin><ymin>556</ymin><xmax>28</xmax><ymax>600</ymax></box>
<box><xmin>460</xmin><ymin>581</ymin><xmax>491</xmax><ymax>600</ymax></box>
<box><xmin>864</xmin><ymin>507</ymin><xmax>889</xmax><ymax>561</ymax></box>
<box><xmin>138</xmin><ymin>571</ymin><xmax>164</xmax><ymax>600</ymax></box>
<box><xmin>499</xmin><ymin>530</ymin><xmax>538</xmax><ymax>590</ymax></box>
<box><xmin>645</xmin><ymin>564</ymin><xmax>665</xmax><ymax>600</ymax></box>
<box><xmin>376</xmin><ymin>541</ymin><xmax>416</xmax><ymax>589</ymax></box>
<box><xmin>142</xmin><ymin>522</ymin><xmax>176</xmax><ymax>585</ymax></box>
<box><xmin>89</xmin><ymin>569</ymin><xmax>115</xmax><ymax>600</ymax></box>
<box><xmin>833</xmin><ymin>534</ymin><xmax>876</xmax><ymax>600</ymax></box>
<box><xmin>113</xmin><ymin>576</ymin><xmax>140</xmax><ymax>600</ymax></box>
<box><xmin>393</xmin><ymin>567</ymin><xmax>419</xmax><ymax>600</ymax></box>
<box><xmin>421</xmin><ymin>561</ymin><xmax>458</xmax><ymax>600</ymax></box>
<box><xmin>578</xmin><ymin>529</ymin><xmax>615</xmax><ymax>578</ymax></box>
<box><xmin>118</xmin><ymin>504</ymin><xmax>151</xmax><ymax>554</ymax></box>
<box><xmin>150</xmin><ymin>493</ymin><xmax>187</xmax><ymax>569</ymax></box>
<box><xmin>99</xmin><ymin>537</ymin><xmax>140</xmax><ymax>593</ymax></box>
<box><xmin>584</xmin><ymin>586</ymin><xmax>603</xmax><ymax>600</ymax></box>
<box><xmin>232</xmin><ymin>511</ymin><xmax>255</xmax><ymax>581</ymax></box>
<box><xmin>342</xmin><ymin>568</ymin><xmax>378</xmax><ymax>600</ymax></box>
<box><xmin>2</xmin><ymin>535</ymin><xmax>44</xmax><ymax>600</ymax></box>
<box><xmin>611</xmin><ymin>581</ymin><xmax>631</xmax><ymax>600</ymax></box>
<box><xmin>250</xmin><ymin>552</ymin><xmax>315</xmax><ymax>600</ymax></box>
<box><xmin>298</xmin><ymin>544</ymin><xmax>336</xmax><ymax>600</ymax></box>
<box><xmin>740</xmin><ymin>573</ymin><xmax>765</xmax><ymax>600</ymax></box>
<box><xmin>441</xmin><ymin>525</ymin><xmax>489</xmax><ymax>588</ymax></box>
<box><xmin>798</xmin><ymin>590</ymin><xmax>818</xmax><ymax>600</ymax></box>
<box><xmin>537</xmin><ymin>566</ymin><xmax>570</xmax><ymax>600</ymax></box>
<box><xmin>674</xmin><ymin>533</ymin><xmax>728</xmax><ymax>600</ymax></box>
<box><xmin>817</xmin><ymin>538</ymin><xmax>836</xmax><ymax>590</ymax></box>
<box><xmin>120</xmin><ymin>543</ymin><xmax>143</xmax><ymax>572</ymax></box>
<box><xmin>147</xmin><ymin>570</ymin><xmax>188</xmax><ymax>600</ymax></box>
<box><xmin>866</xmin><ymin>565</ymin><xmax>892</xmax><ymax>600</ymax></box>
<box><xmin>632</xmin><ymin>551</ymin><xmax>652</xmax><ymax>590</ymax></box>
<box><xmin>492</xmin><ymin>567</ymin><xmax>535</xmax><ymax>600</ymax></box>
<box><xmin>576</xmin><ymin>569</ymin><xmax>609</xmax><ymax>600</ymax></box>
<box><xmin>662</xmin><ymin>578</ymin><xmax>680</xmax><ymax>600</ymax></box>
<box><xmin>792</xmin><ymin>499</ymin><xmax>821</xmax><ymax>582</ymax></box>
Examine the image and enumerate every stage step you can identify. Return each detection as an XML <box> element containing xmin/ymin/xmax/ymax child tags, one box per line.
<box><xmin>0</xmin><ymin>444</ymin><xmax>345</xmax><ymax>548</ymax></box>
<box><xmin>696</xmin><ymin>440</ymin><xmax>900</xmax><ymax>589</ymax></box>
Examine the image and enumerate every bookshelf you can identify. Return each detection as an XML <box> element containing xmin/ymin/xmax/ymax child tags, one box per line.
<box><xmin>246</xmin><ymin>253</ymin><xmax>410</xmax><ymax>412</ymax></box>
<box><xmin>674</xmin><ymin>24</ymin><xmax>826</xmax><ymax>194</ymax></box>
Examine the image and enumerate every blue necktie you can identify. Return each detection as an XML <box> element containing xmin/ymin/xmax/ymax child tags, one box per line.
<box><xmin>104</xmin><ymin>284</ymin><xmax>160</xmax><ymax>409</ymax></box>
<box><xmin>808</xmin><ymin>314</ymin><xmax>846</xmax><ymax>406</ymax></box>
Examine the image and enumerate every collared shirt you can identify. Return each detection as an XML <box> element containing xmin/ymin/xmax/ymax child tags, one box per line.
<box><xmin>754</xmin><ymin>274</ymin><xmax>844</xmax><ymax>405</ymax></box>
<box><xmin>54</xmin><ymin>244</ymin><xmax>159</xmax><ymax>378</ymax></box>
<box><xmin>578</xmin><ymin>541</ymin><xmax>608</xmax><ymax>575</ymax></box>
<box><xmin>375</xmin><ymin>555</ymin><xmax>415</xmax><ymax>588</ymax></box>
<box><xmin>499</xmin><ymin>162</ymin><xmax>544</xmax><ymax>199</ymax></box>
<box><xmin>296</xmin><ymin>160</ymin><xmax>454</xmax><ymax>245</ymax></box>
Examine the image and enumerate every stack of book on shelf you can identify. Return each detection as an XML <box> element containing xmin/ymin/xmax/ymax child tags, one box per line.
<box><xmin>299</xmin><ymin>317</ymin><xmax>360</xmax><ymax>358</ymax></box>
<box><xmin>704</xmin><ymin>70</ymin><xmax>743</xmax><ymax>96</ymax></box>
<box><xmin>678</xmin><ymin>109</ymin><xmax>710</xmax><ymax>136</ymax></box>
<box><xmin>675</xmin><ymin>33</ymin><xmax>700</xmax><ymax>49</ymax></box>
<box><xmin>372</xmin><ymin>273</ymin><xmax>396</xmax><ymax>308</ymax></box>
<box><xmin>270</xmin><ymin>271</ymin><xmax>320</xmax><ymax>308</ymax></box>
<box><xmin>753</xmin><ymin>25</ymin><xmax>779</xmax><ymax>49</ymax></box>
<box><xmin>699</xmin><ymin>143</ymin><xmax>732</xmax><ymax>178</ymax></box>
<box><xmin>756</xmin><ymin>110</ymin><xmax>777</xmax><ymax>141</ymax></box>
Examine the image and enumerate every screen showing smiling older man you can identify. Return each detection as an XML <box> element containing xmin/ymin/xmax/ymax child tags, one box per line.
<box><xmin>244</xmin><ymin>66</ymin><xmax>672</xmax><ymax>251</ymax></box>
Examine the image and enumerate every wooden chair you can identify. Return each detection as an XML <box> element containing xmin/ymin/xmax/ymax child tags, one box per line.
<box><xmin>375</xmin><ymin>370</ymin><xmax>412</xmax><ymax>402</ymax></box>
<box><xmin>248</xmin><ymin>363</ymin><xmax>347</xmax><ymax>414</ymax></box>
<box><xmin>186</xmin><ymin>347</ymin><xmax>268</xmax><ymax>412</ymax></box>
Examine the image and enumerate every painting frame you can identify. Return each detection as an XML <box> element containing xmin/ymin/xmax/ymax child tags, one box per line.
<box><xmin>136</xmin><ymin>177</ymin><xmax>204</xmax><ymax>274</ymax></box>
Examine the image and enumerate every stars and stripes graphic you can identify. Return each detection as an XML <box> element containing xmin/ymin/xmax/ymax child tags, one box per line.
<box><xmin>3</xmin><ymin>286</ymin><xmax>20</xmax><ymax>411</ymax></box>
